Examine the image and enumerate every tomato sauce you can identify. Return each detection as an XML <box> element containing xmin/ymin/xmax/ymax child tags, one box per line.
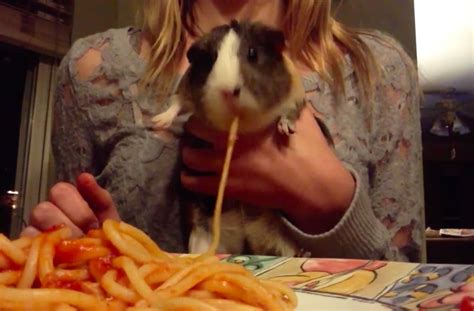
<box><xmin>55</xmin><ymin>240</ymin><xmax>111</xmax><ymax>265</ymax></box>
<box><xmin>88</xmin><ymin>255</ymin><xmax>115</xmax><ymax>281</ymax></box>
<box><xmin>43</xmin><ymin>276</ymin><xmax>83</xmax><ymax>291</ymax></box>
<box><xmin>44</xmin><ymin>223</ymin><xmax>66</xmax><ymax>233</ymax></box>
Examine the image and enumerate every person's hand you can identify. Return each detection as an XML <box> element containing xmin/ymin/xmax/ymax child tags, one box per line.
<box><xmin>21</xmin><ymin>173</ymin><xmax>120</xmax><ymax>238</ymax></box>
<box><xmin>181</xmin><ymin>105</ymin><xmax>355</xmax><ymax>234</ymax></box>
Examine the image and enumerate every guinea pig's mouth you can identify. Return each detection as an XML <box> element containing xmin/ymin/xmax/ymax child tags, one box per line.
<box><xmin>225</xmin><ymin>98</ymin><xmax>242</xmax><ymax>116</ymax></box>
<box><xmin>220</xmin><ymin>89</ymin><xmax>242</xmax><ymax>116</ymax></box>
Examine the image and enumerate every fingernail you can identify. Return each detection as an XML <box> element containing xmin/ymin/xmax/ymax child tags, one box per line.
<box><xmin>88</xmin><ymin>222</ymin><xmax>100</xmax><ymax>230</ymax></box>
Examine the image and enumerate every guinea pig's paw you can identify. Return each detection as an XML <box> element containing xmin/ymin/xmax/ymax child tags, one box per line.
<box><xmin>278</xmin><ymin>116</ymin><xmax>296</xmax><ymax>136</ymax></box>
<box><xmin>151</xmin><ymin>111</ymin><xmax>176</xmax><ymax>130</ymax></box>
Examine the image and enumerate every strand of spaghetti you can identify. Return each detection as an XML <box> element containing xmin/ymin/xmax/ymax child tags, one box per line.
<box><xmin>103</xmin><ymin>219</ymin><xmax>152</xmax><ymax>263</ymax></box>
<box><xmin>11</xmin><ymin>237</ymin><xmax>32</xmax><ymax>250</ymax></box>
<box><xmin>138</xmin><ymin>263</ymin><xmax>159</xmax><ymax>278</ymax></box>
<box><xmin>38</xmin><ymin>227</ymin><xmax>72</xmax><ymax>285</ymax></box>
<box><xmin>118</xmin><ymin>222</ymin><xmax>173</xmax><ymax>260</ymax></box>
<box><xmin>0</xmin><ymin>287</ymin><xmax>102</xmax><ymax>309</ymax></box>
<box><xmin>154</xmin><ymin>263</ymin><xmax>250</xmax><ymax>300</ymax></box>
<box><xmin>259</xmin><ymin>279</ymin><xmax>298</xmax><ymax>308</ymax></box>
<box><xmin>113</xmin><ymin>256</ymin><xmax>154</xmax><ymax>301</ymax></box>
<box><xmin>133</xmin><ymin>299</ymin><xmax>149</xmax><ymax>308</ymax></box>
<box><xmin>107</xmin><ymin>299</ymin><xmax>128</xmax><ymax>310</ymax></box>
<box><xmin>100</xmin><ymin>270</ymin><xmax>139</xmax><ymax>304</ymax></box>
<box><xmin>122</xmin><ymin>234</ymin><xmax>152</xmax><ymax>258</ymax></box>
<box><xmin>203</xmin><ymin>116</ymin><xmax>239</xmax><ymax>257</ymax></box>
<box><xmin>0</xmin><ymin>234</ymin><xmax>27</xmax><ymax>265</ymax></box>
<box><xmin>80</xmin><ymin>281</ymin><xmax>107</xmax><ymax>299</ymax></box>
<box><xmin>86</xmin><ymin>229</ymin><xmax>108</xmax><ymax>240</ymax></box>
<box><xmin>54</xmin><ymin>303</ymin><xmax>78</xmax><ymax>311</ymax></box>
<box><xmin>145</xmin><ymin>269</ymin><xmax>177</xmax><ymax>287</ymax></box>
<box><xmin>54</xmin><ymin>269</ymin><xmax>90</xmax><ymax>281</ymax></box>
<box><xmin>203</xmin><ymin>298</ymin><xmax>264</xmax><ymax>311</ymax></box>
<box><xmin>185</xmin><ymin>289</ymin><xmax>220</xmax><ymax>299</ymax></box>
<box><xmin>150</xmin><ymin>296</ymin><xmax>218</xmax><ymax>311</ymax></box>
<box><xmin>197</xmin><ymin>273</ymin><xmax>282</xmax><ymax>311</ymax></box>
<box><xmin>0</xmin><ymin>271</ymin><xmax>21</xmax><ymax>286</ymax></box>
<box><xmin>17</xmin><ymin>234</ymin><xmax>43</xmax><ymax>288</ymax></box>
<box><xmin>0</xmin><ymin>301</ymin><xmax>55</xmax><ymax>310</ymax></box>
<box><xmin>0</xmin><ymin>237</ymin><xmax>31</xmax><ymax>270</ymax></box>
<box><xmin>224</xmin><ymin>273</ymin><xmax>291</xmax><ymax>311</ymax></box>
<box><xmin>196</xmin><ymin>278</ymin><xmax>255</xmax><ymax>308</ymax></box>
<box><xmin>138</xmin><ymin>262</ymin><xmax>184</xmax><ymax>287</ymax></box>
<box><xmin>156</xmin><ymin>256</ymin><xmax>218</xmax><ymax>290</ymax></box>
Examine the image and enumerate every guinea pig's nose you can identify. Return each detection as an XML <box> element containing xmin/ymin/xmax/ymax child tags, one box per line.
<box><xmin>222</xmin><ymin>87</ymin><xmax>241</xmax><ymax>98</ymax></box>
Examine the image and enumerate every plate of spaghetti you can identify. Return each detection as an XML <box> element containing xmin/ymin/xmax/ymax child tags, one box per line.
<box><xmin>0</xmin><ymin>219</ymin><xmax>297</xmax><ymax>310</ymax></box>
<box><xmin>0</xmin><ymin>117</ymin><xmax>298</xmax><ymax>310</ymax></box>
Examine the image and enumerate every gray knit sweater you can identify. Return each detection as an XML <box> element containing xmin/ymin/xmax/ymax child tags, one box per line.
<box><xmin>52</xmin><ymin>27</ymin><xmax>425</xmax><ymax>262</ymax></box>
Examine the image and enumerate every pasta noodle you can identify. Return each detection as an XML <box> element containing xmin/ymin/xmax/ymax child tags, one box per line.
<box><xmin>202</xmin><ymin>117</ymin><xmax>240</xmax><ymax>258</ymax></box>
<box><xmin>0</xmin><ymin>117</ymin><xmax>298</xmax><ymax>310</ymax></box>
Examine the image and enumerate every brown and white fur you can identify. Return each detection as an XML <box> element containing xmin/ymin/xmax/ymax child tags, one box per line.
<box><xmin>152</xmin><ymin>20</ymin><xmax>328</xmax><ymax>257</ymax></box>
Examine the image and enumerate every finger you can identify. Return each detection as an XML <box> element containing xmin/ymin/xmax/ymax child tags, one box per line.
<box><xmin>304</xmin><ymin>102</ymin><xmax>329</xmax><ymax>125</ymax></box>
<box><xmin>184</xmin><ymin>117</ymin><xmax>228</xmax><ymax>149</ymax></box>
<box><xmin>182</xmin><ymin>147</ymin><xmax>224</xmax><ymax>172</ymax></box>
<box><xmin>48</xmin><ymin>182</ymin><xmax>100</xmax><ymax>232</ymax></box>
<box><xmin>20</xmin><ymin>226</ymin><xmax>41</xmax><ymax>238</ymax></box>
<box><xmin>180</xmin><ymin>171</ymin><xmax>247</xmax><ymax>197</ymax></box>
<box><xmin>29</xmin><ymin>202</ymin><xmax>84</xmax><ymax>238</ymax></box>
<box><xmin>181</xmin><ymin>172</ymin><xmax>277</xmax><ymax>209</ymax></box>
<box><xmin>180</xmin><ymin>172</ymin><xmax>220</xmax><ymax>196</ymax></box>
<box><xmin>76</xmin><ymin>173</ymin><xmax>120</xmax><ymax>222</ymax></box>
<box><xmin>301</xmin><ymin>105</ymin><xmax>330</xmax><ymax>139</ymax></box>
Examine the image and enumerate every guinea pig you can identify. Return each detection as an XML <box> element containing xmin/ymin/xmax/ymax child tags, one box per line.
<box><xmin>152</xmin><ymin>19</ymin><xmax>306</xmax><ymax>136</ymax></box>
<box><xmin>152</xmin><ymin>20</ymin><xmax>331</xmax><ymax>257</ymax></box>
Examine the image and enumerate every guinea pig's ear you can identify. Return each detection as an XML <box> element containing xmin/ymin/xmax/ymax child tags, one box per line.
<box><xmin>267</xmin><ymin>29</ymin><xmax>286</xmax><ymax>53</ymax></box>
<box><xmin>186</xmin><ymin>43</ymin><xmax>205</xmax><ymax>64</ymax></box>
<box><xmin>230</xmin><ymin>19</ymin><xmax>241</xmax><ymax>32</ymax></box>
<box><xmin>186</xmin><ymin>41</ymin><xmax>217</xmax><ymax>65</ymax></box>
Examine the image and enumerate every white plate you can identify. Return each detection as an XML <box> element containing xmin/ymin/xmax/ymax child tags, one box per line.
<box><xmin>295</xmin><ymin>291</ymin><xmax>395</xmax><ymax>311</ymax></box>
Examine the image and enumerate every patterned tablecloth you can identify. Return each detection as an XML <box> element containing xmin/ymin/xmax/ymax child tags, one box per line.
<box><xmin>218</xmin><ymin>255</ymin><xmax>474</xmax><ymax>311</ymax></box>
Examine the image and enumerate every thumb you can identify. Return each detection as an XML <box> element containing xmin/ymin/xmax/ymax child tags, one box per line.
<box><xmin>76</xmin><ymin>173</ymin><xmax>121</xmax><ymax>223</ymax></box>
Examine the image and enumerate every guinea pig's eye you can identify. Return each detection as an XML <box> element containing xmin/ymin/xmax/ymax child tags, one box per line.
<box><xmin>247</xmin><ymin>47</ymin><xmax>258</xmax><ymax>62</ymax></box>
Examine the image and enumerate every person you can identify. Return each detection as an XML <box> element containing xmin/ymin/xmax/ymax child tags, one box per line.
<box><xmin>23</xmin><ymin>0</ymin><xmax>425</xmax><ymax>262</ymax></box>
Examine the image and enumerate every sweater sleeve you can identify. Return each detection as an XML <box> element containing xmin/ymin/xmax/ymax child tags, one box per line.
<box><xmin>281</xmin><ymin>33</ymin><xmax>425</xmax><ymax>262</ymax></box>
<box><xmin>52</xmin><ymin>30</ymin><xmax>122</xmax><ymax>184</ymax></box>
<box><xmin>51</xmin><ymin>45</ymin><xmax>96</xmax><ymax>184</ymax></box>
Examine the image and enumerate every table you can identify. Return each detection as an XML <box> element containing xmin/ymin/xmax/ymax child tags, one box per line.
<box><xmin>218</xmin><ymin>255</ymin><xmax>474</xmax><ymax>310</ymax></box>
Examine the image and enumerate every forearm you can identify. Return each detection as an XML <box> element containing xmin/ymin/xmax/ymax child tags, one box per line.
<box><xmin>280</xmin><ymin>164</ymin><xmax>393</xmax><ymax>260</ymax></box>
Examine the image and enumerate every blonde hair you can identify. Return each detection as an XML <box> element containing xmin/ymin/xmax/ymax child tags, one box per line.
<box><xmin>140</xmin><ymin>0</ymin><xmax>380</xmax><ymax>101</ymax></box>
<box><xmin>138</xmin><ymin>0</ymin><xmax>186</xmax><ymax>98</ymax></box>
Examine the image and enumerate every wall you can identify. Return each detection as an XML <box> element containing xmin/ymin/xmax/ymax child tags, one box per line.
<box><xmin>117</xmin><ymin>0</ymin><xmax>142</xmax><ymax>28</ymax></box>
<box><xmin>335</xmin><ymin>0</ymin><xmax>417</xmax><ymax>60</ymax></box>
<box><xmin>72</xmin><ymin>0</ymin><xmax>118</xmax><ymax>42</ymax></box>
<box><xmin>72</xmin><ymin>0</ymin><xmax>142</xmax><ymax>43</ymax></box>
